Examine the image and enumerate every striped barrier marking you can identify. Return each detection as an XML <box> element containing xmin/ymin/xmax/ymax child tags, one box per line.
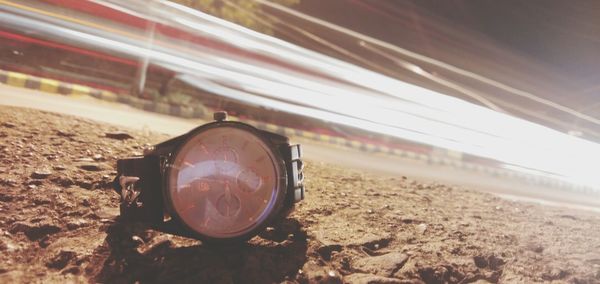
<box><xmin>365</xmin><ymin>143</ymin><xmax>377</xmax><ymax>152</ymax></box>
<box><xmin>100</xmin><ymin>91</ymin><xmax>117</xmax><ymax>102</ymax></box>
<box><xmin>70</xmin><ymin>84</ymin><xmax>91</xmax><ymax>97</ymax></box>
<box><xmin>39</xmin><ymin>78</ymin><xmax>59</xmax><ymax>93</ymax></box>
<box><xmin>302</xmin><ymin>131</ymin><xmax>317</xmax><ymax>139</ymax></box>
<box><xmin>7</xmin><ymin>72</ymin><xmax>27</xmax><ymax>87</ymax></box>
<box><xmin>265</xmin><ymin>123</ymin><xmax>279</xmax><ymax>132</ymax></box>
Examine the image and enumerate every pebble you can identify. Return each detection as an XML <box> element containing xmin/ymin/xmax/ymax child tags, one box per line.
<box><xmin>300</xmin><ymin>262</ymin><xmax>342</xmax><ymax>283</ymax></box>
<box><xmin>474</xmin><ymin>255</ymin><xmax>488</xmax><ymax>268</ymax></box>
<box><xmin>526</xmin><ymin>242</ymin><xmax>544</xmax><ymax>253</ymax></box>
<box><xmin>105</xmin><ymin>132</ymin><xmax>134</xmax><ymax>140</ymax></box>
<box><xmin>542</xmin><ymin>268</ymin><xmax>568</xmax><ymax>281</ymax></box>
<box><xmin>345</xmin><ymin>273</ymin><xmax>403</xmax><ymax>283</ymax></box>
<box><xmin>56</xmin><ymin>130</ymin><xmax>76</xmax><ymax>137</ymax></box>
<box><xmin>78</xmin><ymin>164</ymin><xmax>104</xmax><ymax>172</ymax></box>
<box><xmin>53</xmin><ymin>165</ymin><xmax>67</xmax><ymax>171</ymax></box>
<box><xmin>9</xmin><ymin>221</ymin><xmax>61</xmax><ymax>241</ymax></box>
<box><xmin>46</xmin><ymin>250</ymin><xmax>77</xmax><ymax>270</ymax></box>
<box><xmin>1</xmin><ymin>122</ymin><xmax>16</xmax><ymax>128</ymax></box>
<box><xmin>66</xmin><ymin>219</ymin><xmax>89</xmax><ymax>230</ymax></box>
<box><xmin>31</xmin><ymin>170</ymin><xmax>52</xmax><ymax>179</ymax></box>
<box><xmin>352</xmin><ymin>252</ymin><xmax>409</xmax><ymax>277</ymax></box>
<box><xmin>416</xmin><ymin>223</ymin><xmax>428</xmax><ymax>234</ymax></box>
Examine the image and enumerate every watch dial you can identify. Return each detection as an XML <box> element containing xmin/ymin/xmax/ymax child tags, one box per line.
<box><xmin>167</xmin><ymin>125</ymin><xmax>281</xmax><ymax>239</ymax></box>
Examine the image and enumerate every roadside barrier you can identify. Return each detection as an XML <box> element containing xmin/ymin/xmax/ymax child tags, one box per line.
<box><xmin>0</xmin><ymin>69</ymin><xmax>206</xmax><ymax>118</ymax></box>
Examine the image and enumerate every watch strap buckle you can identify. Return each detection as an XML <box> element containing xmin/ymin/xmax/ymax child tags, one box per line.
<box><xmin>119</xmin><ymin>175</ymin><xmax>141</xmax><ymax>207</ymax></box>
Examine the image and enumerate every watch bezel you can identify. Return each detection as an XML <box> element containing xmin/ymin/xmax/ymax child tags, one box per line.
<box><xmin>161</xmin><ymin>120</ymin><xmax>289</xmax><ymax>243</ymax></box>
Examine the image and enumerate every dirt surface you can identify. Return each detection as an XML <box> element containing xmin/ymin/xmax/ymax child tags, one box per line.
<box><xmin>1</xmin><ymin>106</ymin><xmax>600</xmax><ymax>283</ymax></box>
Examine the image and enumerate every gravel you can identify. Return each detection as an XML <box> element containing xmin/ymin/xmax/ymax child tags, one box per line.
<box><xmin>1</xmin><ymin>106</ymin><xmax>600</xmax><ymax>283</ymax></box>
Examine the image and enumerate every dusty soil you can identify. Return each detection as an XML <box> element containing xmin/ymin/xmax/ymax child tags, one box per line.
<box><xmin>1</xmin><ymin>106</ymin><xmax>600</xmax><ymax>284</ymax></box>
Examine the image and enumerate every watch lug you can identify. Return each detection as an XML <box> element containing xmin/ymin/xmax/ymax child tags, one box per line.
<box><xmin>288</xmin><ymin>144</ymin><xmax>305</xmax><ymax>202</ymax></box>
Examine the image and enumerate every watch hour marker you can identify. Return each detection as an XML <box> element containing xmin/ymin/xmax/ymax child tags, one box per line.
<box><xmin>199</xmin><ymin>144</ymin><xmax>209</xmax><ymax>154</ymax></box>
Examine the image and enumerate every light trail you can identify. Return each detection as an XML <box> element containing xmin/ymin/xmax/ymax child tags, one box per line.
<box><xmin>2</xmin><ymin>0</ymin><xmax>600</xmax><ymax>190</ymax></box>
<box><xmin>254</xmin><ymin>0</ymin><xmax>600</xmax><ymax>127</ymax></box>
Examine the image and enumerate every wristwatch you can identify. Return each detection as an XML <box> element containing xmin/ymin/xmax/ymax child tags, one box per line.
<box><xmin>112</xmin><ymin>111</ymin><xmax>305</xmax><ymax>243</ymax></box>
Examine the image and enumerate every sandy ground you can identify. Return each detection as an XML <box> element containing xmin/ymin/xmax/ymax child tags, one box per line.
<box><xmin>1</xmin><ymin>106</ymin><xmax>600</xmax><ymax>284</ymax></box>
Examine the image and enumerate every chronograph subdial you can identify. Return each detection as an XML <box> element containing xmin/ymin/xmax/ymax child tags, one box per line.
<box><xmin>212</xmin><ymin>146</ymin><xmax>239</xmax><ymax>172</ymax></box>
<box><xmin>236</xmin><ymin>168</ymin><xmax>263</xmax><ymax>193</ymax></box>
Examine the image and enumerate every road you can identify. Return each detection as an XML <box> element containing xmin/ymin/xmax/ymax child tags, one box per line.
<box><xmin>1</xmin><ymin>84</ymin><xmax>599</xmax><ymax>211</ymax></box>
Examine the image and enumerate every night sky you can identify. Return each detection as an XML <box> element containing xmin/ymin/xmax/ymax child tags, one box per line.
<box><xmin>288</xmin><ymin>0</ymin><xmax>600</xmax><ymax>95</ymax></box>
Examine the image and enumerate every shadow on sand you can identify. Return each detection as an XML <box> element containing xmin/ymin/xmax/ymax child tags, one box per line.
<box><xmin>87</xmin><ymin>218</ymin><xmax>308</xmax><ymax>283</ymax></box>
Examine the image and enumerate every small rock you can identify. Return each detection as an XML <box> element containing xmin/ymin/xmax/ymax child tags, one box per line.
<box><xmin>356</xmin><ymin>235</ymin><xmax>393</xmax><ymax>251</ymax></box>
<box><xmin>0</xmin><ymin>238</ymin><xmax>20</xmax><ymax>252</ymax></box>
<box><xmin>344</xmin><ymin>273</ymin><xmax>403</xmax><ymax>284</ymax></box>
<box><xmin>353</xmin><ymin>252</ymin><xmax>409</xmax><ymax>277</ymax></box>
<box><xmin>51</xmin><ymin>176</ymin><xmax>74</xmax><ymax>187</ymax></box>
<box><xmin>542</xmin><ymin>268</ymin><xmax>568</xmax><ymax>281</ymax></box>
<box><xmin>66</xmin><ymin>219</ymin><xmax>88</xmax><ymax>230</ymax></box>
<box><xmin>300</xmin><ymin>262</ymin><xmax>342</xmax><ymax>284</ymax></box>
<box><xmin>27</xmin><ymin>184</ymin><xmax>37</xmax><ymax>190</ymax></box>
<box><xmin>46</xmin><ymin>250</ymin><xmax>77</xmax><ymax>270</ymax></box>
<box><xmin>559</xmin><ymin>215</ymin><xmax>578</xmax><ymax>220</ymax></box>
<box><xmin>1</xmin><ymin>122</ymin><xmax>16</xmax><ymax>128</ymax></box>
<box><xmin>61</xmin><ymin>266</ymin><xmax>81</xmax><ymax>275</ymax></box>
<box><xmin>474</xmin><ymin>255</ymin><xmax>488</xmax><ymax>268</ymax></box>
<box><xmin>78</xmin><ymin>164</ymin><xmax>105</xmax><ymax>171</ymax></box>
<box><xmin>419</xmin><ymin>266</ymin><xmax>453</xmax><ymax>284</ymax></box>
<box><xmin>78</xmin><ymin>180</ymin><xmax>94</xmax><ymax>190</ymax></box>
<box><xmin>31</xmin><ymin>170</ymin><xmax>52</xmax><ymax>179</ymax></box>
<box><xmin>105</xmin><ymin>132</ymin><xmax>134</xmax><ymax>140</ymax></box>
<box><xmin>56</xmin><ymin>130</ymin><xmax>75</xmax><ymax>137</ymax></box>
<box><xmin>53</xmin><ymin>165</ymin><xmax>67</xmax><ymax>171</ymax></box>
<box><xmin>526</xmin><ymin>242</ymin><xmax>544</xmax><ymax>253</ymax></box>
<box><xmin>317</xmin><ymin>244</ymin><xmax>343</xmax><ymax>261</ymax></box>
<box><xmin>28</xmin><ymin>179</ymin><xmax>44</xmax><ymax>186</ymax></box>
<box><xmin>0</xmin><ymin>178</ymin><xmax>17</xmax><ymax>187</ymax></box>
<box><xmin>0</xmin><ymin>193</ymin><xmax>13</xmax><ymax>202</ymax></box>
<box><xmin>92</xmin><ymin>154</ymin><xmax>104</xmax><ymax>161</ymax></box>
<box><xmin>416</xmin><ymin>223</ymin><xmax>428</xmax><ymax>234</ymax></box>
<box><xmin>39</xmin><ymin>235</ymin><xmax>51</xmax><ymax>248</ymax></box>
<box><xmin>487</xmin><ymin>255</ymin><xmax>505</xmax><ymax>270</ymax></box>
<box><xmin>9</xmin><ymin>221</ymin><xmax>61</xmax><ymax>241</ymax></box>
<box><xmin>136</xmin><ymin>238</ymin><xmax>173</xmax><ymax>255</ymax></box>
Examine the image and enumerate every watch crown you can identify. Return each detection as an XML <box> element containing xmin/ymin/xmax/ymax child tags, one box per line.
<box><xmin>213</xmin><ymin>111</ymin><xmax>228</xmax><ymax>122</ymax></box>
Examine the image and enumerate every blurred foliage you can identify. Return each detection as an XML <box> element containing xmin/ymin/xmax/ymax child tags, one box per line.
<box><xmin>170</xmin><ymin>0</ymin><xmax>299</xmax><ymax>34</ymax></box>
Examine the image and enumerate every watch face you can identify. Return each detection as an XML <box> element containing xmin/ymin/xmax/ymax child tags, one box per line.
<box><xmin>167</xmin><ymin>125</ymin><xmax>282</xmax><ymax>239</ymax></box>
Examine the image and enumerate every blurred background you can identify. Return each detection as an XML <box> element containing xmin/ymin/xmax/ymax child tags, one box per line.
<box><xmin>1</xmin><ymin>0</ymin><xmax>599</xmax><ymax>207</ymax></box>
